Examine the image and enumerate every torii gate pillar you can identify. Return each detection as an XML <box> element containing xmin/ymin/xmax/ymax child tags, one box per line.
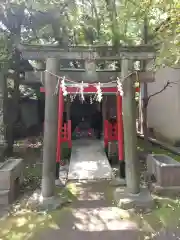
<box><xmin>41</xmin><ymin>58</ymin><xmax>59</xmax><ymax>198</ymax></box>
<box><xmin>122</xmin><ymin>59</ymin><xmax>140</xmax><ymax>194</ymax></box>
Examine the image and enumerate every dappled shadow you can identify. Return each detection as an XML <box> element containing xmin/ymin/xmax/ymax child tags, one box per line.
<box><xmin>128</xmin><ymin>195</ymin><xmax>180</xmax><ymax>239</ymax></box>
<box><xmin>4</xmin><ymin>137</ymin><xmax>180</xmax><ymax>240</ymax></box>
<box><xmin>0</xmin><ymin>183</ymin><xmax>78</xmax><ymax>240</ymax></box>
<box><xmin>0</xmin><ymin>180</ymin><xmax>140</xmax><ymax>240</ymax></box>
<box><xmin>30</xmin><ymin>181</ymin><xmax>139</xmax><ymax>240</ymax></box>
<box><xmin>0</xmin><ymin>138</ymin><xmax>133</xmax><ymax>240</ymax></box>
<box><xmin>0</xmin><ymin>210</ymin><xmax>54</xmax><ymax>240</ymax></box>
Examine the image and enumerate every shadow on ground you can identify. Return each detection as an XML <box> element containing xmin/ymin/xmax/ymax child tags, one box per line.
<box><xmin>1</xmin><ymin>140</ymin><xmax>180</xmax><ymax>239</ymax></box>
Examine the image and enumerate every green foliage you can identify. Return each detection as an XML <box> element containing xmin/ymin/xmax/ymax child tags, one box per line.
<box><xmin>0</xmin><ymin>0</ymin><xmax>179</xmax><ymax>67</ymax></box>
<box><xmin>155</xmin><ymin>2</ymin><xmax>180</xmax><ymax>67</ymax></box>
<box><xmin>0</xmin><ymin>35</ymin><xmax>12</xmax><ymax>67</ymax></box>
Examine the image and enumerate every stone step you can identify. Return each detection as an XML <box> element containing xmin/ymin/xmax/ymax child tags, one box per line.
<box><xmin>36</xmin><ymin>223</ymin><xmax>140</xmax><ymax>240</ymax></box>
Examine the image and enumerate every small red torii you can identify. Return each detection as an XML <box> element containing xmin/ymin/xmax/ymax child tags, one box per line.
<box><xmin>40</xmin><ymin>85</ymin><xmax>139</xmax><ymax>164</ymax></box>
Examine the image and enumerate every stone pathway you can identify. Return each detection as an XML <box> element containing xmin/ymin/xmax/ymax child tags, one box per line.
<box><xmin>36</xmin><ymin>181</ymin><xmax>140</xmax><ymax>240</ymax></box>
<box><xmin>68</xmin><ymin>139</ymin><xmax>112</xmax><ymax>180</ymax></box>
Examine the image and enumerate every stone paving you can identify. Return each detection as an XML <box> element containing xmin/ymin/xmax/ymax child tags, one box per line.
<box><xmin>68</xmin><ymin>139</ymin><xmax>112</xmax><ymax>180</ymax></box>
<box><xmin>36</xmin><ymin>181</ymin><xmax>140</xmax><ymax>240</ymax></box>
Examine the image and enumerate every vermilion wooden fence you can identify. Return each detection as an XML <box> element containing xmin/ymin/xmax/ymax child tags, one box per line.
<box><xmin>104</xmin><ymin>120</ymin><xmax>118</xmax><ymax>147</ymax></box>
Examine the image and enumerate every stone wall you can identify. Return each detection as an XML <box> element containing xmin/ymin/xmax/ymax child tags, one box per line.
<box><xmin>147</xmin><ymin>67</ymin><xmax>180</xmax><ymax>144</ymax></box>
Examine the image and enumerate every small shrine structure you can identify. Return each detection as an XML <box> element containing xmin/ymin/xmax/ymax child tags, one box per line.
<box><xmin>19</xmin><ymin>44</ymin><xmax>156</xmax><ymax>198</ymax></box>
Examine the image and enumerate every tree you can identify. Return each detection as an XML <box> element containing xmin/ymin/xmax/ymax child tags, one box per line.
<box><xmin>155</xmin><ymin>2</ymin><xmax>180</xmax><ymax>67</ymax></box>
<box><xmin>0</xmin><ymin>1</ymin><xmax>69</xmax><ymax>155</ymax></box>
<box><xmin>0</xmin><ymin>3</ymin><xmax>33</xmax><ymax>154</ymax></box>
<box><xmin>138</xmin><ymin>1</ymin><xmax>179</xmax><ymax>154</ymax></box>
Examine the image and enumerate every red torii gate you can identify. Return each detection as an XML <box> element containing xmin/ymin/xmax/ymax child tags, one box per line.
<box><xmin>40</xmin><ymin>85</ymin><xmax>139</xmax><ymax>165</ymax></box>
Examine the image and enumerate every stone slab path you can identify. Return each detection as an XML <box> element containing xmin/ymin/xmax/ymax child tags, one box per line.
<box><xmin>36</xmin><ymin>181</ymin><xmax>140</xmax><ymax>240</ymax></box>
<box><xmin>68</xmin><ymin>139</ymin><xmax>112</xmax><ymax>180</ymax></box>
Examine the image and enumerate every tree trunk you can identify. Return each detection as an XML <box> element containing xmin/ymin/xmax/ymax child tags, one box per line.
<box><xmin>41</xmin><ymin>58</ymin><xmax>58</xmax><ymax>198</ymax></box>
<box><xmin>104</xmin><ymin>0</ymin><xmax>119</xmax><ymax>47</ymax></box>
<box><xmin>122</xmin><ymin>58</ymin><xmax>140</xmax><ymax>194</ymax></box>
<box><xmin>91</xmin><ymin>0</ymin><xmax>101</xmax><ymax>40</ymax></box>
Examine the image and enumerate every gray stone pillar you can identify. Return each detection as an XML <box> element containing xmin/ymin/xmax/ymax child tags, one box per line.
<box><xmin>138</xmin><ymin>83</ymin><xmax>144</xmax><ymax>134</ymax></box>
<box><xmin>122</xmin><ymin>58</ymin><xmax>140</xmax><ymax>194</ymax></box>
<box><xmin>41</xmin><ymin>58</ymin><xmax>59</xmax><ymax>198</ymax></box>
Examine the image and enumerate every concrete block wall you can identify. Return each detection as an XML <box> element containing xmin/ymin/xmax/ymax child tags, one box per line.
<box><xmin>147</xmin><ymin>67</ymin><xmax>180</xmax><ymax>144</ymax></box>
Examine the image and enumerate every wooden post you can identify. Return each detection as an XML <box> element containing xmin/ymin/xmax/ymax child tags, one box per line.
<box><xmin>122</xmin><ymin>58</ymin><xmax>140</xmax><ymax>194</ymax></box>
<box><xmin>117</xmin><ymin>94</ymin><xmax>125</xmax><ymax>177</ymax></box>
<box><xmin>41</xmin><ymin>58</ymin><xmax>58</xmax><ymax>198</ymax></box>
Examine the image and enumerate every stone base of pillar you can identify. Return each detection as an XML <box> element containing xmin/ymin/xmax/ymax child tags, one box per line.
<box><xmin>110</xmin><ymin>177</ymin><xmax>126</xmax><ymax>186</ymax></box>
<box><xmin>26</xmin><ymin>189</ymin><xmax>71</xmax><ymax>212</ymax></box>
<box><xmin>113</xmin><ymin>187</ymin><xmax>154</xmax><ymax>211</ymax></box>
<box><xmin>55</xmin><ymin>179</ymin><xmax>64</xmax><ymax>187</ymax></box>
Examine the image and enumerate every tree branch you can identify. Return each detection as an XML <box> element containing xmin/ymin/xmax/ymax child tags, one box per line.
<box><xmin>144</xmin><ymin>81</ymin><xmax>177</xmax><ymax>106</ymax></box>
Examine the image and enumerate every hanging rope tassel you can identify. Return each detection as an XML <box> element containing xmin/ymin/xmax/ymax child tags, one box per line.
<box><xmin>117</xmin><ymin>77</ymin><xmax>124</xmax><ymax>96</ymax></box>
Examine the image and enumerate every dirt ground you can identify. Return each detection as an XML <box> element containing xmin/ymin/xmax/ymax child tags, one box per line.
<box><xmin>0</xmin><ymin>140</ymin><xmax>180</xmax><ymax>239</ymax></box>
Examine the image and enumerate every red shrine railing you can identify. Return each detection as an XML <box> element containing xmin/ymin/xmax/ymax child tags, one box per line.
<box><xmin>104</xmin><ymin>94</ymin><xmax>124</xmax><ymax>161</ymax></box>
<box><xmin>56</xmin><ymin>120</ymin><xmax>72</xmax><ymax>163</ymax></box>
<box><xmin>61</xmin><ymin>121</ymin><xmax>72</xmax><ymax>147</ymax></box>
<box><xmin>104</xmin><ymin>120</ymin><xmax>118</xmax><ymax>147</ymax></box>
<box><xmin>56</xmin><ymin>87</ymin><xmax>72</xmax><ymax>164</ymax></box>
<box><xmin>104</xmin><ymin>119</ymin><xmax>124</xmax><ymax>161</ymax></box>
<box><xmin>42</xmin><ymin>85</ymin><xmax>135</xmax><ymax>163</ymax></box>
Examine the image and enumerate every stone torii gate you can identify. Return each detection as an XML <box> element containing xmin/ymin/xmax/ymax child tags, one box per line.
<box><xmin>19</xmin><ymin>44</ymin><xmax>155</xmax><ymax>202</ymax></box>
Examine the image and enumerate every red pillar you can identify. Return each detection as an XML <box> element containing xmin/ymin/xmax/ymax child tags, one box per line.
<box><xmin>117</xmin><ymin>94</ymin><xmax>124</xmax><ymax>161</ymax></box>
<box><xmin>56</xmin><ymin>86</ymin><xmax>64</xmax><ymax>163</ymax></box>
